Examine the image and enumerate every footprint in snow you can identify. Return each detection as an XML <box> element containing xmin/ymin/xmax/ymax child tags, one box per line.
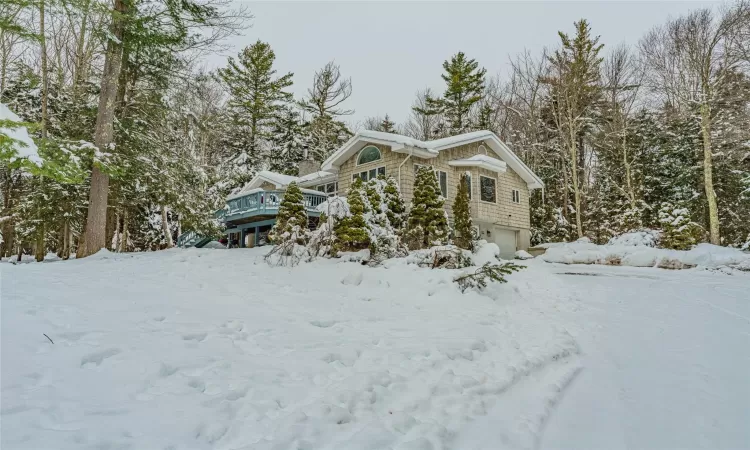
<box><xmin>182</xmin><ymin>332</ymin><xmax>207</xmax><ymax>342</ymax></box>
<box><xmin>310</xmin><ymin>319</ymin><xmax>337</xmax><ymax>328</ymax></box>
<box><xmin>80</xmin><ymin>348</ymin><xmax>121</xmax><ymax>367</ymax></box>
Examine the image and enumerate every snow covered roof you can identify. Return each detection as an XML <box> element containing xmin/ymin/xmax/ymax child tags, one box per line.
<box><xmin>321</xmin><ymin>130</ymin><xmax>544</xmax><ymax>189</ymax></box>
<box><xmin>297</xmin><ymin>170</ymin><xmax>337</xmax><ymax>187</ymax></box>
<box><xmin>448</xmin><ymin>154</ymin><xmax>508</xmax><ymax>173</ymax></box>
<box><xmin>1</xmin><ymin>102</ymin><xmax>42</xmax><ymax>166</ymax></box>
<box><xmin>229</xmin><ymin>170</ymin><xmax>337</xmax><ymax>200</ymax></box>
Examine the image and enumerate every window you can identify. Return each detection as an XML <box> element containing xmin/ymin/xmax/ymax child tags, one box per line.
<box><xmin>512</xmin><ymin>189</ymin><xmax>520</xmax><ymax>204</ymax></box>
<box><xmin>437</xmin><ymin>171</ymin><xmax>447</xmax><ymax>198</ymax></box>
<box><xmin>464</xmin><ymin>173</ymin><xmax>472</xmax><ymax>199</ymax></box>
<box><xmin>357</xmin><ymin>145</ymin><xmax>382</xmax><ymax>165</ymax></box>
<box><xmin>315</xmin><ymin>182</ymin><xmax>339</xmax><ymax>197</ymax></box>
<box><xmin>352</xmin><ymin>166</ymin><xmax>385</xmax><ymax>182</ymax></box>
<box><xmin>480</xmin><ymin>176</ymin><xmax>496</xmax><ymax>203</ymax></box>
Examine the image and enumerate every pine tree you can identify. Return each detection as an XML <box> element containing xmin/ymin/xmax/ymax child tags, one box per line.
<box><xmin>452</xmin><ymin>174</ymin><xmax>473</xmax><ymax>250</ymax></box>
<box><xmin>269</xmin><ymin>106</ymin><xmax>307</xmax><ymax>176</ymax></box>
<box><xmin>268</xmin><ymin>182</ymin><xmax>308</xmax><ymax>245</ymax></box>
<box><xmin>332</xmin><ymin>177</ymin><xmax>370</xmax><ymax>253</ymax></box>
<box><xmin>380</xmin><ymin>114</ymin><xmax>397</xmax><ymax>133</ymax></box>
<box><xmin>216</xmin><ymin>40</ymin><xmax>294</xmax><ymax>163</ymax></box>
<box><xmin>414</xmin><ymin>52</ymin><xmax>487</xmax><ymax>135</ymax></box>
<box><xmin>542</xmin><ymin>19</ymin><xmax>604</xmax><ymax>239</ymax></box>
<box><xmin>406</xmin><ymin>166</ymin><xmax>448</xmax><ymax>249</ymax></box>
<box><xmin>383</xmin><ymin>176</ymin><xmax>406</xmax><ymax>230</ymax></box>
<box><xmin>307</xmin><ymin>114</ymin><xmax>350</xmax><ymax>162</ymax></box>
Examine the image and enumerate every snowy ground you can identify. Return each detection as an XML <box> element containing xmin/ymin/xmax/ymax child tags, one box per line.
<box><xmin>2</xmin><ymin>248</ymin><xmax>748</xmax><ymax>449</ymax></box>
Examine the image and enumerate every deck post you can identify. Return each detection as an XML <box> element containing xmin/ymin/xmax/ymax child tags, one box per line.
<box><xmin>255</xmin><ymin>226</ymin><xmax>260</xmax><ymax>246</ymax></box>
<box><xmin>240</xmin><ymin>229</ymin><xmax>246</xmax><ymax>248</ymax></box>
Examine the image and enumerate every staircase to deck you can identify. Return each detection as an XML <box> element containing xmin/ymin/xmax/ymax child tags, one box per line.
<box><xmin>176</xmin><ymin>230</ymin><xmax>213</xmax><ymax>248</ymax></box>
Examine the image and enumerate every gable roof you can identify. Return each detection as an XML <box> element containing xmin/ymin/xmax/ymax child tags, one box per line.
<box><xmin>321</xmin><ymin>130</ymin><xmax>544</xmax><ymax>189</ymax></box>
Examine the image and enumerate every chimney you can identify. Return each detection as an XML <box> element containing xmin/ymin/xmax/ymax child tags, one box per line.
<box><xmin>298</xmin><ymin>159</ymin><xmax>321</xmax><ymax>177</ymax></box>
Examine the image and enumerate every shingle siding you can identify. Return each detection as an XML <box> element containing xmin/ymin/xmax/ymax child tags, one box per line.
<box><xmin>334</xmin><ymin>140</ymin><xmax>531</xmax><ymax>233</ymax></box>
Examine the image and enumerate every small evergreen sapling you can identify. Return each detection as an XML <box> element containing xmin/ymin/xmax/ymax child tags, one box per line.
<box><xmin>405</xmin><ymin>166</ymin><xmax>449</xmax><ymax>249</ymax></box>
<box><xmin>452</xmin><ymin>174</ymin><xmax>473</xmax><ymax>250</ymax></box>
<box><xmin>658</xmin><ymin>203</ymin><xmax>703</xmax><ymax>250</ymax></box>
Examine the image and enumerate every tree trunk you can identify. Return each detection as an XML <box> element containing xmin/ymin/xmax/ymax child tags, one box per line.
<box><xmin>569</xmin><ymin>134</ymin><xmax>583</xmax><ymax>239</ymax></box>
<box><xmin>71</xmin><ymin>0</ymin><xmax>91</xmax><ymax>97</ymax></box>
<box><xmin>700</xmin><ymin>102</ymin><xmax>721</xmax><ymax>245</ymax></box>
<box><xmin>119</xmin><ymin>208</ymin><xmax>128</xmax><ymax>252</ymax></box>
<box><xmin>35</xmin><ymin>224</ymin><xmax>44</xmax><ymax>262</ymax></box>
<box><xmin>112</xmin><ymin>209</ymin><xmax>120</xmax><ymax>251</ymax></box>
<box><xmin>39</xmin><ymin>0</ymin><xmax>48</xmax><ymax>139</ymax></box>
<box><xmin>162</xmin><ymin>205</ymin><xmax>173</xmax><ymax>248</ymax></box>
<box><xmin>62</xmin><ymin>221</ymin><xmax>70</xmax><ymax>259</ymax></box>
<box><xmin>78</xmin><ymin>0</ymin><xmax>127</xmax><ymax>258</ymax></box>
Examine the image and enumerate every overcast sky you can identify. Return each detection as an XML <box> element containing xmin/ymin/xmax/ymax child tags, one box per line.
<box><xmin>204</xmin><ymin>1</ymin><xmax>719</xmax><ymax>128</ymax></box>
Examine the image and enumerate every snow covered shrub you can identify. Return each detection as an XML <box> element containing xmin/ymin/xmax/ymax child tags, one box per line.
<box><xmin>308</xmin><ymin>196</ymin><xmax>349</xmax><ymax>257</ymax></box>
<box><xmin>658</xmin><ymin>203</ymin><xmax>704</xmax><ymax>250</ymax></box>
<box><xmin>405</xmin><ymin>166</ymin><xmax>448</xmax><ymax>250</ymax></box>
<box><xmin>408</xmin><ymin>245</ymin><xmax>473</xmax><ymax>269</ymax></box>
<box><xmin>607</xmin><ymin>229</ymin><xmax>662</xmax><ymax>247</ymax></box>
<box><xmin>315</xmin><ymin>177</ymin><xmax>407</xmax><ymax>262</ymax></box>
<box><xmin>383</xmin><ymin>176</ymin><xmax>406</xmax><ymax>230</ymax></box>
<box><xmin>266</xmin><ymin>182</ymin><xmax>311</xmax><ymax>266</ymax></box>
<box><xmin>268</xmin><ymin>182</ymin><xmax>309</xmax><ymax>245</ymax></box>
<box><xmin>331</xmin><ymin>177</ymin><xmax>372</xmax><ymax>254</ymax></box>
<box><xmin>453</xmin><ymin>262</ymin><xmax>524</xmax><ymax>293</ymax></box>
<box><xmin>363</xmin><ymin>177</ymin><xmax>406</xmax><ymax>262</ymax></box>
<box><xmin>452</xmin><ymin>174</ymin><xmax>474</xmax><ymax>250</ymax></box>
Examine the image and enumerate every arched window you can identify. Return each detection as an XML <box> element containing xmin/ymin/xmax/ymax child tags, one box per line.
<box><xmin>357</xmin><ymin>145</ymin><xmax>382</xmax><ymax>165</ymax></box>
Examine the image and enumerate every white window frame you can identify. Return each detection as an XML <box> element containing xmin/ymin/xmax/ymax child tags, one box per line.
<box><xmin>511</xmin><ymin>189</ymin><xmax>520</xmax><ymax>204</ymax></box>
<box><xmin>479</xmin><ymin>175</ymin><xmax>497</xmax><ymax>203</ymax></box>
<box><xmin>356</xmin><ymin>145</ymin><xmax>382</xmax><ymax>166</ymax></box>
<box><xmin>437</xmin><ymin>170</ymin><xmax>447</xmax><ymax>198</ymax></box>
<box><xmin>352</xmin><ymin>166</ymin><xmax>385</xmax><ymax>182</ymax></box>
<box><xmin>316</xmin><ymin>181</ymin><xmax>339</xmax><ymax>197</ymax></box>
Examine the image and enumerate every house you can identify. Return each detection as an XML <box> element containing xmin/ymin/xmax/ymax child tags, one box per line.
<box><xmin>178</xmin><ymin>130</ymin><xmax>544</xmax><ymax>257</ymax></box>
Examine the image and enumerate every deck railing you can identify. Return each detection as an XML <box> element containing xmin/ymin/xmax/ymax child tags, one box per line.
<box><xmin>216</xmin><ymin>189</ymin><xmax>327</xmax><ymax>223</ymax></box>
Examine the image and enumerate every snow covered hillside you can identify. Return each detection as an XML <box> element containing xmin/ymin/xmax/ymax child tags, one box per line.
<box><xmin>2</xmin><ymin>249</ymin><xmax>748</xmax><ymax>449</ymax></box>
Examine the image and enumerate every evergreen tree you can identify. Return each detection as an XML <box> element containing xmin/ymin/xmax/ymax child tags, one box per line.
<box><xmin>379</xmin><ymin>114</ymin><xmax>397</xmax><ymax>133</ymax></box>
<box><xmin>542</xmin><ymin>19</ymin><xmax>604</xmax><ymax>239</ymax></box>
<box><xmin>307</xmin><ymin>114</ymin><xmax>350</xmax><ymax>162</ymax></box>
<box><xmin>269</xmin><ymin>106</ymin><xmax>308</xmax><ymax>176</ymax></box>
<box><xmin>268</xmin><ymin>182</ymin><xmax>308</xmax><ymax>244</ymax></box>
<box><xmin>659</xmin><ymin>203</ymin><xmax>703</xmax><ymax>250</ymax></box>
<box><xmin>452</xmin><ymin>174</ymin><xmax>473</xmax><ymax>250</ymax></box>
<box><xmin>332</xmin><ymin>177</ymin><xmax>370</xmax><ymax>253</ymax></box>
<box><xmin>383</xmin><ymin>176</ymin><xmax>406</xmax><ymax>230</ymax></box>
<box><xmin>406</xmin><ymin>166</ymin><xmax>448</xmax><ymax>249</ymax></box>
<box><xmin>216</xmin><ymin>40</ymin><xmax>294</xmax><ymax>164</ymax></box>
<box><xmin>414</xmin><ymin>52</ymin><xmax>487</xmax><ymax>135</ymax></box>
<box><xmin>299</xmin><ymin>61</ymin><xmax>353</xmax><ymax>161</ymax></box>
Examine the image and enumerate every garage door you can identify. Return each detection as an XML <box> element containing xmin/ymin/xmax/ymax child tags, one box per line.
<box><xmin>493</xmin><ymin>228</ymin><xmax>518</xmax><ymax>259</ymax></box>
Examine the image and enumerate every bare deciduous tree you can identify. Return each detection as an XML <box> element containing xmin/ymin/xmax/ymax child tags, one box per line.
<box><xmin>640</xmin><ymin>2</ymin><xmax>750</xmax><ymax>244</ymax></box>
